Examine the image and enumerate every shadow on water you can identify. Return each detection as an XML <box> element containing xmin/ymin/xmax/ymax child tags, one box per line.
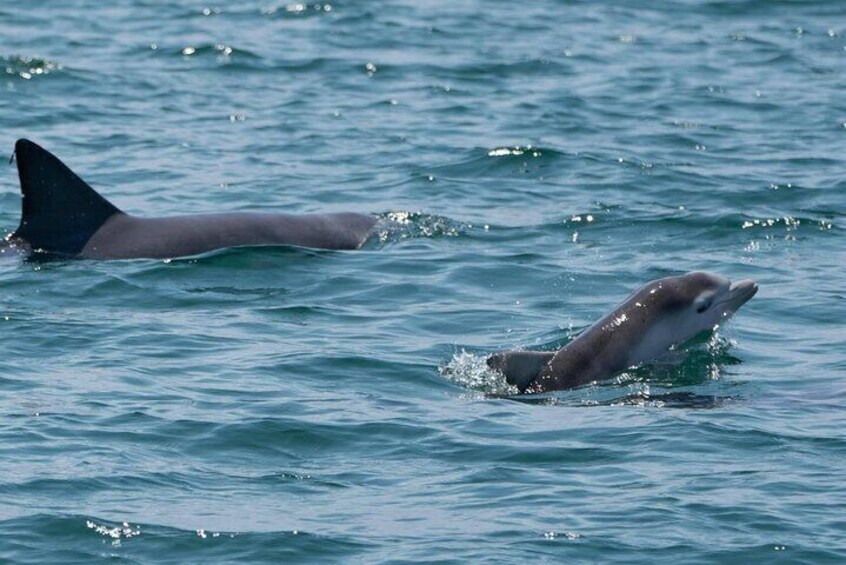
<box><xmin>510</xmin><ymin>390</ymin><xmax>737</xmax><ymax>410</ymax></box>
<box><xmin>4</xmin><ymin>239</ymin><xmax>351</xmax><ymax>270</ymax></box>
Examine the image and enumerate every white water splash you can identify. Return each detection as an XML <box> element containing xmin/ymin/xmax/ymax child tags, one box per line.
<box><xmin>86</xmin><ymin>520</ymin><xmax>140</xmax><ymax>547</ymax></box>
<box><xmin>439</xmin><ymin>349</ymin><xmax>518</xmax><ymax>396</ymax></box>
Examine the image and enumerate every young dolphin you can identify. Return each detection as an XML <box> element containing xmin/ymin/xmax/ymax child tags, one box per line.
<box><xmin>7</xmin><ymin>139</ymin><xmax>377</xmax><ymax>259</ymax></box>
<box><xmin>487</xmin><ymin>272</ymin><xmax>758</xmax><ymax>394</ymax></box>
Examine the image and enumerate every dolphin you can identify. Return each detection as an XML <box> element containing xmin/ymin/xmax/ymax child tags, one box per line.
<box><xmin>487</xmin><ymin>272</ymin><xmax>758</xmax><ymax>394</ymax></box>
<box><xmin>5</xmin><ymin>139</ymin><xmax>377</xmax><ymax>259</ymax></box>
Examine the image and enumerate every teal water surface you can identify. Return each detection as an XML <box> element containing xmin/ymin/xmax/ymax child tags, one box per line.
<box><xmin>1</xmin><ymin>1</ymin><xmax>845</xmax><ymax>562</ymax></box>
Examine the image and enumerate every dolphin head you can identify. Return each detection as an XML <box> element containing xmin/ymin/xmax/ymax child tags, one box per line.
<box><xmin>645</xmin><ymin>271</ymin><xmax>758</xmax><ymax>339</ymax></box>
<box><xmin>611</xmin><ymin>271</ymin><xmax>758</xmax><ymax>369</ymax></box>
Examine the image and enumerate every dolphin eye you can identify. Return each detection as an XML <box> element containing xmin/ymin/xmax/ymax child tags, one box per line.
<box><xmin>695</xmin><ymin>294</ymin><xmax>714</xmax><ymax>313</ymax></box>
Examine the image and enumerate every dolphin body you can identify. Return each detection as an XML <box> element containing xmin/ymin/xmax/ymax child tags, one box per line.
<box><xmin>7</xmin><ymin>139</ymin><xmax>377</xmax><ymax>259</ymax></box>
<box><xmin>487</xmin><ymin>272</ymin><xmax>758</xmax><ymax>394</ymax></box>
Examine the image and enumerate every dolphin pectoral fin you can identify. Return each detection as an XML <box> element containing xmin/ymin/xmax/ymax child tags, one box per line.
<box><xmin>12</xmin><ymin>139</ymin><xmax>121</xmax><ymax>256</ymax></box>
<box><xmin>487</xmin><ymin>350</ymin><xmax>555</xmax><ymax>393</ymax></box>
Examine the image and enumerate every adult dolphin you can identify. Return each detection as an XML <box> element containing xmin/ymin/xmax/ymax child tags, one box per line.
<box><xmin>7</xmin><ymin>139</ymin><xmax>377</xmax><ymax>259</ymax></box>
<box><xmin>487</xmin><ymin>272</ymin><xmax>758</xmax><ymax>394</ymax></box>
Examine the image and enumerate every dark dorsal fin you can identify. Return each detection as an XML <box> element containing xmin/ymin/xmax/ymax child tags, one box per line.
<box><xmin>12</xmin><ymin>139</ymin><xmax>121</xmax><ymax>255</ymax></box>
<box><xmin>487</xmin><ymin>350</ymin><xmax>555</xmax><ymax>393</ymax></box>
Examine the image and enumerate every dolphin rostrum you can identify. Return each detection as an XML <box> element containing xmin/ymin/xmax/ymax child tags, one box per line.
<box><xmin>487</xmin><ymin>272</ymin><xmax>758</xmax><ymax>393</ymax></box>
<box><xmin>6</xmin><ymin>139</ymin><xmax>377</xmax><ymax>259</ymax></box>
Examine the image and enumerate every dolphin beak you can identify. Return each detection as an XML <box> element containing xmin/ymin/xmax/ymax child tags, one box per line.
<box><xmin>725</xmin><ymin>278</ymin><xmax>758</xmax><ymax>311</ymax></box>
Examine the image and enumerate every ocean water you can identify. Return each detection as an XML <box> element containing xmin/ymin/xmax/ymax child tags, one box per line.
<box><xmin>1</xmin><ymin>0</ymin><xmax>844</xmax><ymax>562</ymax></box>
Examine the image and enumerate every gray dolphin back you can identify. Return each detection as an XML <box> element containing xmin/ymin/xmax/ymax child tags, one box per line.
<box><xmin>12</xmin><ymin>139</ymin><xmax>121</xmax><ymax>256</ymax></box>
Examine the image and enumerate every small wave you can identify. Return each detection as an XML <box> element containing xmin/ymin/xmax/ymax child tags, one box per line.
<box><xmin>533</xmin><ymin>206</ymin><xmax>840</xmax><ymax>248</ymax></box>
<box><xmin>259</xmin><ymin>3</ymin><xmax>334</xmax><ymax>18</ymax></box>
<box><xmin>157</xmin><ymin>44</ymin><xmax>347</xmax><ymax>75</ymax></box>
<box><xmin>440</xmin><ymin>59</ymin><xmax>572</xmax><ymax>81</ymax></box>
<box><xmin>423</xmin><ymin>146</ymin><xmax>569</xmax><ymax>180</ymax></box>
<box><xmin>85</xmin><ymin>518</ymin><xmax>142</xmax><ymax>545</ymax></box>
<box><xmin>184</xmin><ymin>286</ymin><xmax>288</xmax><ymax>299</ymax></box>
<box><xmin>740</xmin><ymin>214</ymin><xmax>837</xmax><ymax>234</ymax></box>
<box><xmin>157</xmin><ymin>43</ymin><xmax>266</xmax><ymax>70</ymax></box>
<box><xmin>172</xmin><ymin>43</ymin><xmax>261</xmax><ymax>60</ymax></box>
<box><xmin>367</xmin><ymin>211</ymin><xmax>468</xmax><ymax>246</ymax></box>
<box><xmin>1</xmin><ymin>55</ymin><xmax>61</xmax><ymax>80</ymax></box>
<box><xmin>0</xmin><ymin>375</ymin><xmax>35</xmax><ymax>391</ymax></box>
<box><xmin>0</xmin><ymin>513</ymin><xmax>370</xmax><ymax>560</ymax></box>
